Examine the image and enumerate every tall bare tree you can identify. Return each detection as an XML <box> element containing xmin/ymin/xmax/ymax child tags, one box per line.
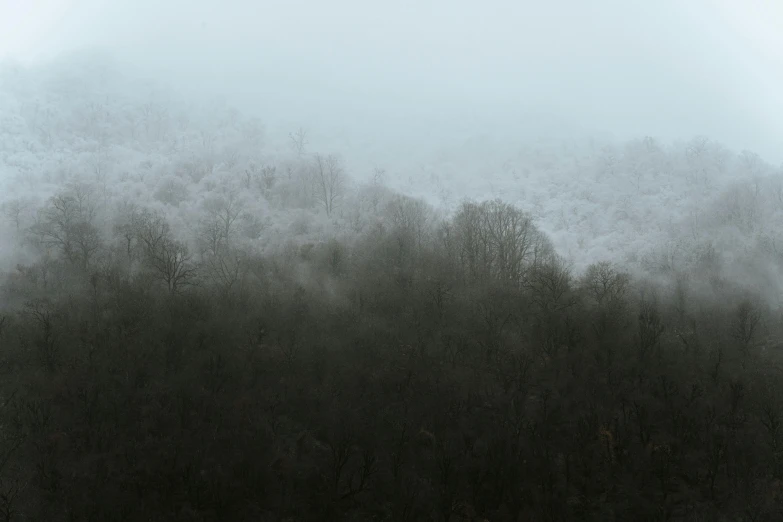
<box><xmin>312</xmin><ymin>153</ymin><xmax>345</xmax><ymax>217</ymax></box>
<box><xmin>136</xmin><ymin>210</ymin><xmax>198</xmax><ymax>294</ymax></box>
<box><xmin>197</xmin><ymin>191</ymin><xmax>244</xmax><ymax>257</ymax></box>
<box><xmin>147</xmin><ymin>238</ymin><xmax>197</xmax><ymax>295</ymax></box>
<box><xmin>29</xmin><ymin>185</ymin><xmax>102</xmax><ymax>270</ymax></box>
<box><xmin>451</xmin><ymin>199</ymin><xmax>551</xmax><ymax>286</ymax></box>
<box><xmin>202</xmin><ymin>247</ymin><xmax>246</xmax><ymax>298</ymax></box>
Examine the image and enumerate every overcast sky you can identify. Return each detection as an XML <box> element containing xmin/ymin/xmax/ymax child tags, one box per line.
<box><xmin>2</xmin><ymin>0</ymin><xmax>782</xmax><ymax>162</ymax></box>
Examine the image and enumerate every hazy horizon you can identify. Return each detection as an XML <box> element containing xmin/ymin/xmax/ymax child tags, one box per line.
<box><xmin>2</xmin><ymin>0</ymin><xmax>783</xmax><ymax>163</ymax></box>
<box><xmin>5</xmin><ymin>4</ymin><xmax>783</xmax><ymax>519</ymax></box>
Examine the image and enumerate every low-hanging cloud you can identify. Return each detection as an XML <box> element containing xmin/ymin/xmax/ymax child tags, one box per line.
<box><xmin>3</xmin><ymin>0</ymin><xmax>782</xmax><ymax>162</ymax></box>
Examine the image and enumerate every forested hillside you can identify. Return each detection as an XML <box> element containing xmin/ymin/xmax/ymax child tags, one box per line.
<box><xmin>3</xmin><ymin>55</ymin><xmax>782</xmax><ymax>294</ymax></box>
<box><xmin>0</xmin><ymin>55</ymin><xmax>782</xmax><ymax>521</ymax></box>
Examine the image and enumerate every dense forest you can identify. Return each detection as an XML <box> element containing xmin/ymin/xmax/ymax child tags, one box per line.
<box><xmin>1</xmin><ymin>56</ymin><xmax>783</xmax><ymax>521</ymax></box>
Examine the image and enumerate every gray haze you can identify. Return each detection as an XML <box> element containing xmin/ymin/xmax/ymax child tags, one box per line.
<box><xmin>5</xmin><ymin>0</ymin><xmax>783</xmax><ymax>162</ymax></box>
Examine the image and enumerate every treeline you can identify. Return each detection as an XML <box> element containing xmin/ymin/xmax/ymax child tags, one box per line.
<box><xmin>0</xmin><ymin>187</ymin><xmax>782</xmax><ymax>521</ymax></box>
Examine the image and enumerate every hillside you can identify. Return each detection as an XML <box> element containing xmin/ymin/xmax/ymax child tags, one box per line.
<box><xmin>2</xmin><ymin>55</ymin><xmax>783</xmax><ymax>521</ymax></box>
<box><xmin>2</xmin><ymin>56</ymin><xmax>782</xmax><ymax>303</ymax></box>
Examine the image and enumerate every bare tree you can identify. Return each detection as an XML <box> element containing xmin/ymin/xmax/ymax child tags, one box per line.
<box><xmin>29</xmin><ymin>186</ymin><xmax>102</xmax><ymax>270</ymax></box>
<box><xmin>197</xmin><ymin>191</ymin><xmax>244</xmax><ymax>257</ymax></box>
<box><xmin>685</xmin><ymin>135</ymin><xmax>711</xmax><ymax>184</ymax></box>
<box><xmin>23</xmin><ymin>299</ymin><xmax>59</xmax><ymax>372</ymax></box>
<box><xmin>732</xmin><ymin>298</ymin><xmax>762</xmax><ymax>367</ymax></box>
<box><xmin>581</xmin><ymin>261</ymin><xmax>630</xmax><ymax>305</ymax></box>
<box><xmin>289</xmin><ymin>127</ymin><xmax>309</xmax><ymax>156</ymax></box>
<box><xmin>69</xmin><ymin>181</ymin><xmax>99</xmax><ymax>222</ymax></box>
<box><xmin>686</xmin><ymin>135</ymin><xmax>709</xmax><ymax>160</ymax></box>
<box><xmin>451</xmin><ymin>199</ymin><xmax>552</xmax><ymax>286</ymax></box>
<box><xmin>243</xmin><ymin>163</ymin><xmax>277</xmax><ymax>193</ymax></box>
<box><xmin>527</xmin><ymin>254</ymin><xmax>577</xmax><ymax>313</ymax></box>
<box><xmin>197</xmin><ymin>218</ymin><xmax>225</xmax><ymax>259</ymax></box>
<box><xmin>372</xmin><ymin>166</ymin><xmax>386</xmax><ymax>186</ymax></box>
<box><xmin>368</xmin><ymin>167</ymin><xmax>388</xmax><ymax>213</ymax></box>
<box><xmin>312</xmin><ymin>153</ymin><xmax>346</xmax><ymax>216</ymax></box>
<box><xmin>244</xmin><ymin>162</ymin><xmax>260</xmax><ymax>190</ymax></box>
<box><xmin>88</xmin><ymin>148</ymin><xmax>110</xmax><ymax>181</ymax></box>
<box><xmin>384</xmin><ymin>194</ymin><xmax>432</xmax><ymax>255</ymax></box>
<box><xmin>112</xmin><ymin>201</ymin><xmax>143</xmax><ymax>263</ymax></box>
<box><xmin>136</xmin><ymin>211</ymin><xmax>198</xmax><ymax>294</ymax></box>
<box><xmin>1</xmin><ymin>199</ymin><xmax>26</xmax><ymax>232</ymax></box>
<box><xmin>149</xmin><ymin>238</ymin><xmax>198</xmax><ymax>294</ymax></box>
<box><xmin>261</xmin><ymin>165</ymin><xmax>277</xmax><ymax>193</ymax></box>
<box><xmin>638</xmin><ymin>295</ymin><xmax>665</xmax><ymax>359</ymax></box>
<box><xmin>135</xmin><ymin>210</ymin><xmax>171</xmax><ymax>257</ymax></box>
<box><xmin>630</xmin><ymin>162</ymin><xmax>644</xmax><ymax>192</ymax></box>
<box><xmin>202</xmin><ymin>247</ymin><xmax>246</xmax><ymax>299</ymax></box>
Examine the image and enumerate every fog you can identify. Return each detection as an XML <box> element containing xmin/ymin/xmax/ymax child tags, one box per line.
<box><xmin>3</xmin><ymin>0</ymin><xmax>783</xmax><ymax>288</ymax></box>
<box><xmin>5</xmin><ymin>0</ymin><xmax>783</xmax><ymax>162</ymax></box>
<box><xmin>6</xmin><ymin>4</ymin><xmax>783</xmax><ymax>518</ymax></box>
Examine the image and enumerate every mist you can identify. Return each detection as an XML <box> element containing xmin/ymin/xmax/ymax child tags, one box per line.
<box><xmin>6</xmin><ymin>2</ymin><xmax>783</xmax><ymax>519</ymax></box>
<box><xmin>6</xmin><ymin>0</ymin><xmax>782</xmax><ymax>163</ymax></box>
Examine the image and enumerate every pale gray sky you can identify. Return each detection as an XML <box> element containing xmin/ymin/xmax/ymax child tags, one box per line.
<box><xmin>2</xmin><ymin>0</ymin><xmax>782</xmax><ymax>161</ymax></box>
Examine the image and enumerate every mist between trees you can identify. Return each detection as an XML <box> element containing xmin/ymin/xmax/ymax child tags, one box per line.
<box><xmin>1</xmin><ymin>172</ymin><xmax>783</xmax><ymax>520</ymax></box>
<box><xmin>2</xmin><ymin>58</ymin><xmax>783</xmax><ymax>521</ymax></box>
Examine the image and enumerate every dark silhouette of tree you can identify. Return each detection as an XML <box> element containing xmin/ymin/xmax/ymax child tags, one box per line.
<box><xmin>2</xmin><ymin>196</ymin><xmax>783</xmax><ymax>521</ymax></box>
